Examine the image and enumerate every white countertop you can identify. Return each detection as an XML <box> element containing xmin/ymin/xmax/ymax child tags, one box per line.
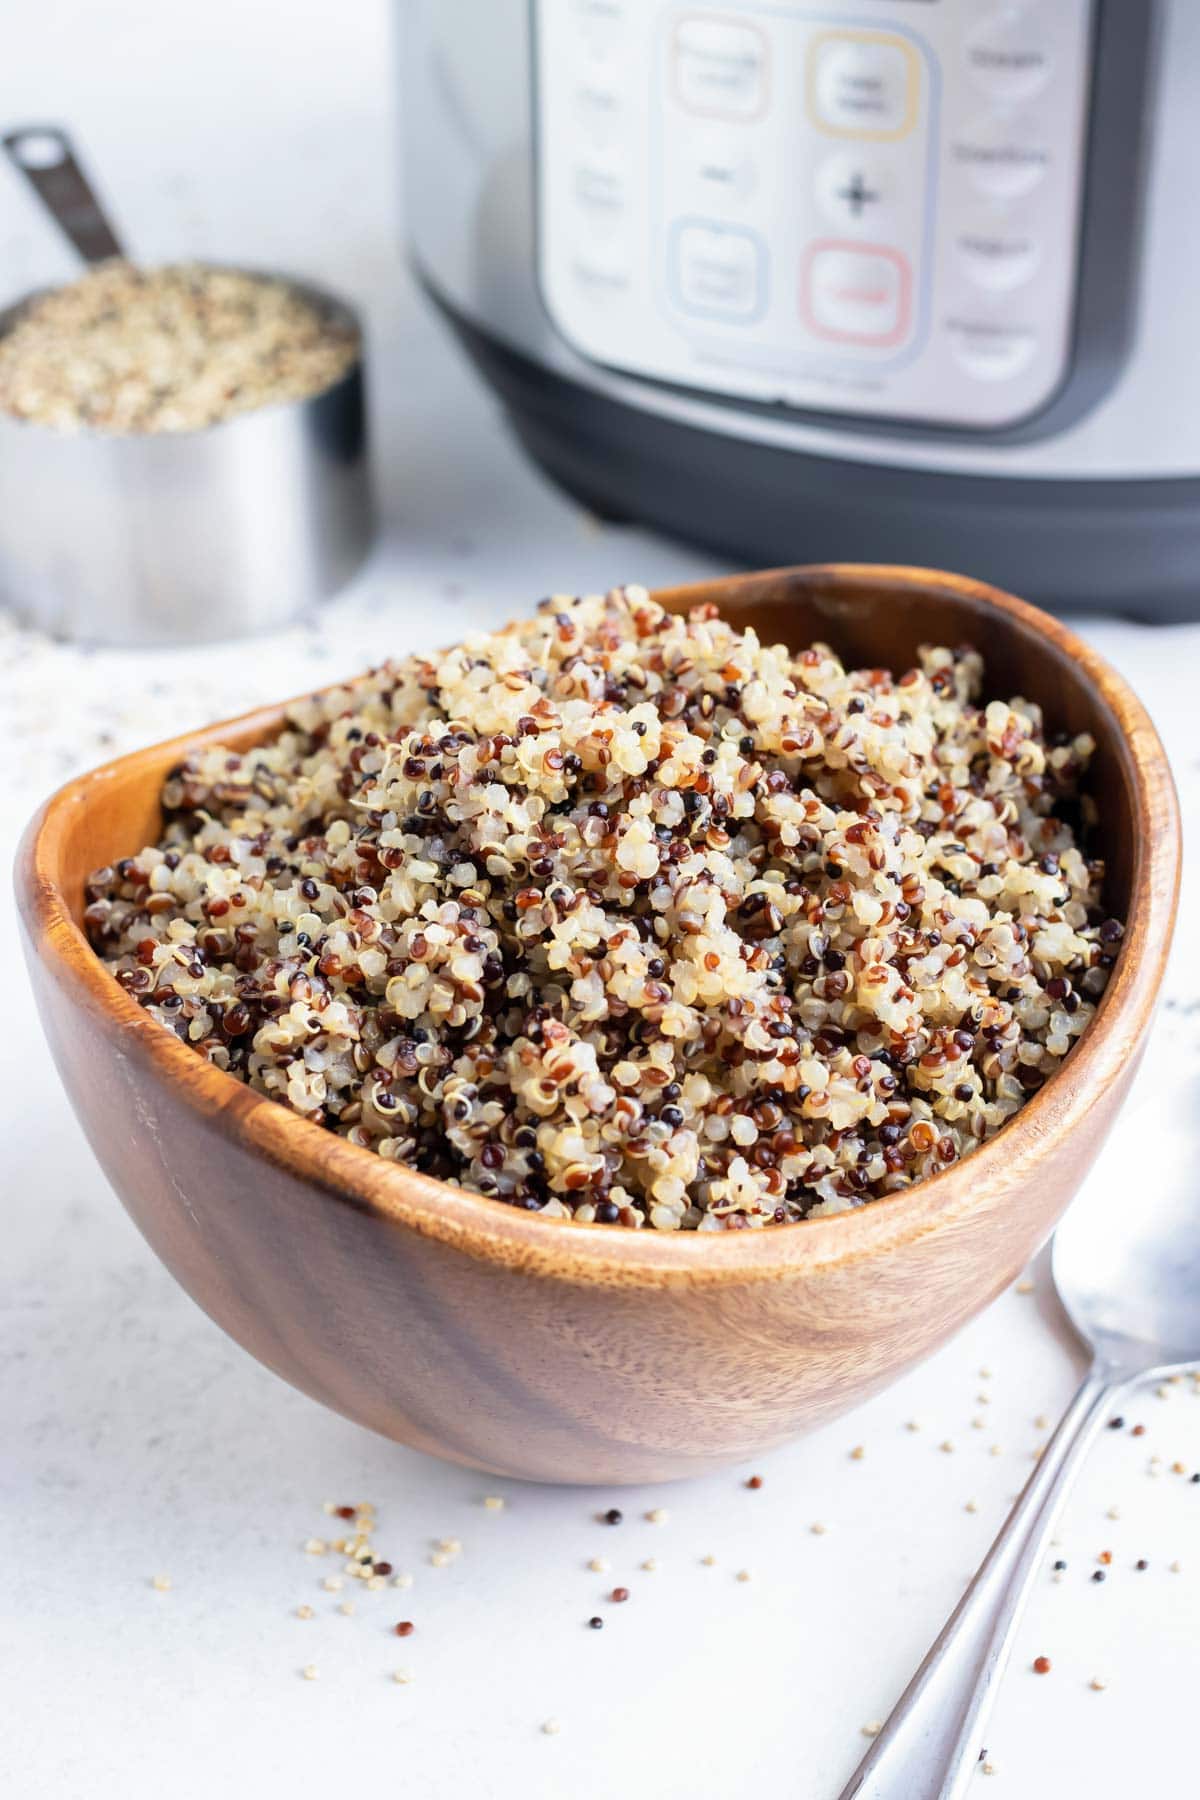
<box><xmin>1</xmin><ymin>6</ymin><xmax>1198</xmax><ymax>1797</ymax></box>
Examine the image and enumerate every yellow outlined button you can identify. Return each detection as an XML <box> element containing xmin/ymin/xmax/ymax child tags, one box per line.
<box><xmin>807</xmin><ymin>30</ymin><xmax>919</xmax><ymax>142</ymax></box>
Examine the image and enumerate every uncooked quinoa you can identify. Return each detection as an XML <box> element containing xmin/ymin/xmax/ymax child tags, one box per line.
<box><xmin>0</xmin><ymin>260</ymin><xmax>358</xmax><ymax>434</ymax></box>
<box><xmin>85</xmin><ymin>587</ymin><xmax>1120</xmax><ymax>1230</ymax></box>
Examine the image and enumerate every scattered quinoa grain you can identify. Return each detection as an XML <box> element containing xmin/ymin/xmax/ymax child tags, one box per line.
<box><xmin>641</xmin><ymin>1559</ymin><xmax>658</xmax><ymax>1573</ymax></box>
<box><xmin>150</xmin><ymin>1574</ymin><xmax>172</xmax><ymax>1592</ymax></box>
<box><xmin>850</xmin><ymin>1445</ymin><xmax>866</xmax><ymax>1461</ymax></box>
<box><xmin>603</xmin><ymin>1509</ymin><xmax>623</xmax><ymax>1526</ymax></box>
<box><xmin>610</xmin><ymin>1587</ymin><xmax>630</xmax><ymax>1603</ymax></box>
<box><xmin>483</xmin><ymin>1496</ymin><xmax>505</xmax><ymax>1511</ymax></box>
<box><xmin>588</xmin><ymin>1557</ymin><xmax>609</xmax><ymax>1574</ymax></box>
<box><xmin>746</xmin><ymin>1475</ymin><xmax>764</xmax><ymax>1489</ymax></box>
<box><xmin>303</xmin><ymin>1539</ymin><xmax>326</xmax><ymax>1556</ymax></box>
<box><xmin>1033</xmin><ymin>1656</ymin><xmax>1052</xmax><ymax>1674</ymax></box>
<box><xmin>338</xmin><ymin>1601</ymin><xmax>355</xmax><ymax>1616</ymax></box>
<box><xmin>646</xmin><ymin>1508</ymin><xmax>669</xmax><ymax>1524</ymax></box>
<box><xmin>394</xmin><ymin>1621</ymin><xmax>415</xmax><ymax>1637</ymax></box>
<box><xmin>393</xmin><ymin>1669</ymin><xmax>413</xmax><ymax>1684</ymax></box>
<box><xmin>811</xmin><ymin>1522</ymin><xmax>828</xmax><ymax>1536</ymax></box>
<box><xmin>302</xmin><ymin>1664</ymin><xmax>319</xmax><ymax>1682</ymax></box>
<box><xmin>861</xmin><ymin>1722</ymin><xmax>882</xmax><ymax>1739</ymax></box>
<box><xmin>296</xmin><ymin>1604</ymin><xmax>314</xmax><ymax>1620</ymax></box>
<box><xmin>736</xmin><ymin>1570</ymin><xmax>752</xmax><ymax>1583</ymax></box>
<box><xmin>588</xmin><ymin>1616</ymin><xmax>603</xmax><ymax>1630</ymax></box>
<box><xmin>392</xmin><ymin>1573</ymin><xmax>413</xmax><ymax>1590</ymax></box>
<box><xmin>1090</xmin><ymin>1677</ymin><xmax>1108</xmax><ymax>1691</ymax></box>
<box><xmin>541</xmin><ymin>1720</ymin><xmax>562</xmax><ymax>1737</ymax></box>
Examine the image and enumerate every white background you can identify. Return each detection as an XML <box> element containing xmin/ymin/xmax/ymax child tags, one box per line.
<box><xmin>0</xmin><ymin>6</ymin><xmax>1198</xmax><ymax>1798</ymax></box>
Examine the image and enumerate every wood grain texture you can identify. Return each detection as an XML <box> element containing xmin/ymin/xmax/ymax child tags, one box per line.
<box><xmin>15</xmin><ymin>565</ymin><xmax>1182</xmax><ymax>1483</ymax></box>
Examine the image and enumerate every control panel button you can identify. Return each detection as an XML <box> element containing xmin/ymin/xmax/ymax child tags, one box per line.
<box><xmin>802</xmin><ymin>242</ymin><xmax>910</xmax><ymax>344</ymax></box>
<box><xmin>965</xmin><ymin>9</ymin><xmax>1053</xmax><ymax>104</ymax></box>
<box><xmin>957</xmin><ymin>228</ymin><xmax>1040</xmax><ymax>293</ymax></box>
<box><xmin>575</xmin><ymin>78</ymin><xmax>623</xmax><ymax>149</ymax></box>
<box><xmin>672</xmin><ymin>220</ymin><xmax>766</xmax><ymax>319</ymax></box>
<box><xmin>814</xmin><ymin>152</ymin><xmax>898</xmax><ymax>236</ymax></box>
<box><xmin>809</xmin><ymin>32</ymin><xmax>917</xmax><ymax>139</ymax></box>
<box><xmin>680</xmin><ymin>128</ymin><xmax>759</xmax><ymax>205</ymax></box>
<box><xmin>568</xmin><ymin>245</ymin><xmax>632</xmax><ymax>300</ymax></box>
<box><xmin>571</xmin><ymin>157</ymin><xmax>627</xmax><ymax>231</ymax></box>
<box><xmin>672</xmin><ymin>16</ymin><xmax>769</xmax><ymax>121</ymax></box>
<box><xmin>951</xmin><ymin>116</ymin><xmax>1050</xmax><ymax>200</ymax></box>
<box><xmin>947</xmin><ymin>317</ymin><xmax>1038</xmax><ymax>380</ymax></box>
<box><xmin>571</xmin><ymin>0</ymin><xmax>628</xmax><ymax>61</ymax></box>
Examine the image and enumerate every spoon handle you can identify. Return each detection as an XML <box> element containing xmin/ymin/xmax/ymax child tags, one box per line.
<box><xmin>838</xmin><ymin>1363</ymin><xmax>1122</xmax><ymax>1800</ymax></box>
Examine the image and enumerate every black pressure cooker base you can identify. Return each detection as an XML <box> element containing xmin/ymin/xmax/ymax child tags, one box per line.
<box><xmin>428</xmin><ymin>284</ymin><xmax>1200</xmax><ymax>623</ymax></box>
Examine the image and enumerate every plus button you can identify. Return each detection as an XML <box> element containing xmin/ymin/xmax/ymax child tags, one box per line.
<box><xmin>837</xmin><ymin>170</ymin><xmax>880</xmax><ymax>217</ymax></box>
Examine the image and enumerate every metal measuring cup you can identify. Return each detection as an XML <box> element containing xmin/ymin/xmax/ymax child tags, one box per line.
<box><xmin>0</xmin><ymin>127</ymin><xmax>374</xmax><ymax>645</ymax></box>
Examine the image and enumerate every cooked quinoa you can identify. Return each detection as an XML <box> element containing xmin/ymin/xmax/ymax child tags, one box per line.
<box><xmin>0</xmin><ymin>260</ymin><xmax>358</xmax><ymax>434</ymax></box>
<box><xmin>84</xmin><ymin>587</ymin><xmax>1120</xmax><ymax>1230</ymax></box>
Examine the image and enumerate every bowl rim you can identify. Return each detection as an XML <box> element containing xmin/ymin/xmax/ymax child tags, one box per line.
<box><xmin>17</xmin><ymin>563</ymin><xmax>1181</xmax><ymax>1287</ymax></box>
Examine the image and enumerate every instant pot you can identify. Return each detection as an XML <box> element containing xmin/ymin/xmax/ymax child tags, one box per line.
<box><xmin>404</xmin><ymin>1</ymin><xmax>1198</xmax><ymax>618</ymax></box>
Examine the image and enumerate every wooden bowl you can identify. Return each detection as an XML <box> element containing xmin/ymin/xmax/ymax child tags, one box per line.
<box><xmin>16</xmin><ymin>566</ymin><xmax>1181</xmax><ymax>1484</ymax></box>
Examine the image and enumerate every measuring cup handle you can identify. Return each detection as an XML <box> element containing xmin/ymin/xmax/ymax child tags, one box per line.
<box><xmin>2</xmin><ymin>125</ymin><xmax>124</xmax><ymax>263</ymax></box>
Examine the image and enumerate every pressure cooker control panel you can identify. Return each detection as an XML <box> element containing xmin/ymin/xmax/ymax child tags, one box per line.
<box><xmin>535</xmin><ymin>0</ymin><xmax>1094</xmax><ymax>430</ymax></box>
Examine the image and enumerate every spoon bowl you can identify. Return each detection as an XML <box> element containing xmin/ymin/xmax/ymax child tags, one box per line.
<box><xmin>1053</xmin><ymin>1069</ymin><xmax>1200</xmax><ymax>1369</ymax></box>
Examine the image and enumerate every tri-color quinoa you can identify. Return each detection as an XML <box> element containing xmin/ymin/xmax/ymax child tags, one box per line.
<box><xmin>85</xmin><ymin>587</ymin><xmax>1120</xmax><ymax>1230</ymax></box>
<box><xmin>0</xmin><ymin>261</ymin><xmax>358</xmax><ymax>434</ymax></box>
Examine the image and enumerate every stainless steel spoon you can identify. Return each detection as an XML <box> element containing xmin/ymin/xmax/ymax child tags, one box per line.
<box><xmin>839</xmin><ymin>1069</ymin><xmax>1200</xmax><ymax>1800</ymax></box>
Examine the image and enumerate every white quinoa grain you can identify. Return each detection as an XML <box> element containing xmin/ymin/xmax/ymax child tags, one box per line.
<box><xmin>150</xmin><ymin>1574</ymin><xmax>172</xmax><ymax>1592</ymax></box>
